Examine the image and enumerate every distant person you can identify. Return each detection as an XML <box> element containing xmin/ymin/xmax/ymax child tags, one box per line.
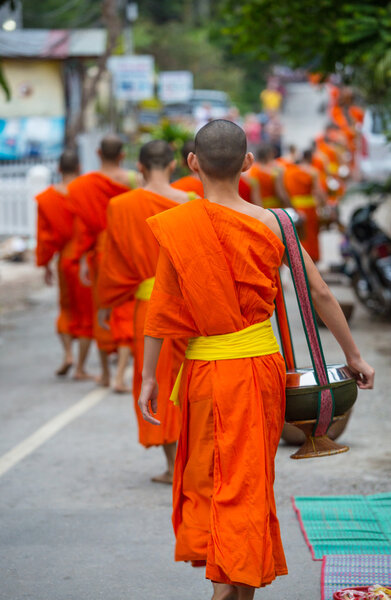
<box><xmin>195</xmin><ymin>102</ymin><xmax>213</xmax><ymax>132</ymax></box>
<box><xmin>283</xmin><ymin>149</ymin><xmax>327</xmax><ymax>262</ymax></box>
<box><xmin>263</xmin><ymin>111</ymin><xmax>283</xmax><ymax>157</ymax></box>
<box><xmin>97</xmin><ymin>140</ymin><xmax>191</xmax><ymax>484</ymax></box>
<box><xmin>249</xmin><ymin>143</ymin><xmax>290</xmax><ymax>208</ymax></box>
<box><xmin>244</xmin><ymin>113</ymin><xmax>262</xmax><ymax>151</ymax></box>
<box><xmin>67</xmin><ymin>134</ymin><xmax>136</xmax><ymax>392</ymax></box>
<box><xmin>36</xmin><ymin>150</ymin><xmax>93</xmax><ymax>379</ymax></box>
<box><xmin>260</xmin><ymin>77</ymin><xmax>283</xmax><ymax>113</ymax></box>
<box><xmin>276</xmin><ymin>144</ymin><xmax>298</xmax><ymax>167</ymax></box>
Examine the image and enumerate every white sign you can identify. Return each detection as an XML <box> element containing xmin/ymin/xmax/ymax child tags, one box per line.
<box><xmin>108</xmin><ymin>55</ymin><xmax>154</xmax><ymax>101</ymax></box>
<box><xmin>158</xmin><ymin>71</ymin><xmax>193</xmax><ymax>103</ymax></box>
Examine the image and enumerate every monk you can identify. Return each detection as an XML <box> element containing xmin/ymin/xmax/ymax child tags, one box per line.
<box><xmin>284</xmin><ymin>149</ymin><xmax>327</xmax><ymax>262</ymax></box>
<box><xmin>249</xmin><ymin>143</ymin><xmax>290</xmax><ymax>208</ymax></box>
<box><xmin>275</xmin><ymin>143</ymin><xmax>298</xmax><ymax>167</ymax></box>
<box><xmin>36</xmin><ymin>149</ymin><xmax>93</xmax><ymax>378</ymax></box>
<box><xmin>67</xmin><ymin>134</ymin><xmax>135</xmax><ymax>391</ymax></box>
<box><xmin>97</xmin><ymin>140</ymin><xmax>190</xmax><ymax>483</ymax></box>
<box><xmin>330</xmin><ymin>87</ymin><xmax>364</xmax><ymax>153</ymax></box>
<box><xmin>138</xmin><ymin>120</ymin><xmax>375</xmax><ymax>600</ymax></box>
<box><xmin>174</xmin><ymin>140</ymin><xmax>262</xmax><ymax>205</ymax></box>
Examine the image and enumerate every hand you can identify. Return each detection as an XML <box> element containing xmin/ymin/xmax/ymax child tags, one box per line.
<box><xmin>98</xmin><ymin>308</ymin><xmax>111</xmax><ymax>331</ymax></box>
<box><xmin>347</xmin><ymin>356</ymin><xmax>375</xmax><ymax>390</ymax></box>
<box><xmin>44</xmin><ymin>265</ymin><xmax>53</xmax><ymax>286</ymax></box>
<box><xmin>79</xmin><ymin>256</ymin><xmax>92</xmax><ymax>287</ymax></box>
<box><xmin>138</xmin><ymin>377</ymin><xmax>160</xmax><ymax>425</ymax></box>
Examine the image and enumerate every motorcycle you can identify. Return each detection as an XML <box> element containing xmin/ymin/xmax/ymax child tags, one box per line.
<box><xmin>341</xmin><ymin>198</ymin><xmax>391</xmax><ymax>316</ymax></box>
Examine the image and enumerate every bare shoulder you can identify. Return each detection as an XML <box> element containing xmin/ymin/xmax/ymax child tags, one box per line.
<box><xmin>170</xmin><ymin>187</ymin><xmax>192</xmax><ymax>204</ymax></box>
<box><xmin>245</xmin><ymin>203</ymin><xmax>283</xmax><ymax>242</ymax></box>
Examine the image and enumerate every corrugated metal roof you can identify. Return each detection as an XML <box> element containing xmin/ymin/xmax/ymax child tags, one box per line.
<box><xmin>0</xmin><ymin>29</ymin><xmax>107</xmax><ymax>58</ymax></box>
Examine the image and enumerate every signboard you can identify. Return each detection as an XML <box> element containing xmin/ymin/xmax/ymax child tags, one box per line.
<box><xmin>108</xmin><ymin>55</ymin><xmax>154</xmax><ymax>101</ymax></box>
<box><xmin>158</xmin><ymin>71</ymin><xmax>193</xmax><ymax>104</ymax></box>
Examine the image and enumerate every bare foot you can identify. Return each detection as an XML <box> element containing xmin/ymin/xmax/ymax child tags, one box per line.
<box><xmin>212</xmin><ymin>583</ymin><xmax>238</xmax><ymax>600</ymax></box>
<box><xmin>56</xmin><ymin>361</ymin><xmax>73</xmax><ymax>377</ymax></box>
<box><xmin>95</xmin><ymin>374</ymin><xmax>110</xmax><ymax>387</ymax></box>
<box><xmin>113</xmin><ymin>385</ymin><xmax>132</xmax><ymax>394</ymax></box>
<box><xmin>151</xmin><ymin>471</ymin><xmax>173</xmax><ymax>485</ymax></box>
<box><xmin>73</xmin><ymin>371</ymin><xmax>94</xmax><ymax>381</ymax></box>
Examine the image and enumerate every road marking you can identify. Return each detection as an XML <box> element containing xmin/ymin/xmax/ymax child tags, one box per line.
<box><xmin>0</xmin><ymin>386</ymin><xmax>109</xmax><ymax>478</ymax></box>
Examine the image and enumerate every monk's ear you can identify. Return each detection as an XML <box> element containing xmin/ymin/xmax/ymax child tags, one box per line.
<box><xmin>242</xmin><ymin>152</ymin><xmax>254</xmax><ymax>173</ymax></box>
<box><xmin>136</xmin><ymin>161</ymin><xmax>144</xmax><ymax>174</ymax></box>
<box><xmin>187</xmin><ymin>152</ymin><xmax>199</xmax><ymax>174</ymax></box>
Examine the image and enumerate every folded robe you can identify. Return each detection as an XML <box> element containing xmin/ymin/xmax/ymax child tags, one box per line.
<box><xmin>97</xmin><ymin>188</ymin><xmax>187</xmax><ymax>447</ymax></box>
<box><xmin>36</xmin><ymin>186</ymin><xmax>93</xmax><ymax>338</ymax></box>
<box><xmin>145</xmin><ymin>198</ymin><xmax>288</xmax><ymax>588</ymax></box>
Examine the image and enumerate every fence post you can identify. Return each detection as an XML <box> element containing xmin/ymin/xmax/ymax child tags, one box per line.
<box><xmin>26</xmin><ymin>165</ymin><xmax>51</xmax><ymax>240</ymax></box>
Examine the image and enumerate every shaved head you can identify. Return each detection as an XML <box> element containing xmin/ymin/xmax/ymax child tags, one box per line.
<box><xmin>195</xmin><ymin>120</ymin><xmax>247</xmax><ymax>180</ymax></box>
<box><xmin>256</xmin><ymin>143</ymin><xmax>273</xmax><ymax>163</ymax></box>
<box><xmin>59</xmin><ymin>149</ymin><xmax>79</xmax><ymax>175</ymax></box>
<box><xmin>139</xmin><ymin>140</ymin><xmax>175</xmax><ymax>170</ymax></box>
<box><xmin>99</xmin><ymin>134</ymin><xmax>124</xmax><ymax>161</ymax></box>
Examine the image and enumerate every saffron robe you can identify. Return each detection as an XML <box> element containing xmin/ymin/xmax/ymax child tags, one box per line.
<box><xmin>145</xmin><ymin>198</ymin><xmax>287</xmax><ymax>588</ymax></box>
<box><xmin>97</xmin><ymin>188</ymin><xmax>187</xmax><ymax>447</ymax></box>
<box><xmin>249</xmin><ymin>164</ymin><xmax>280</xmax><ymax>207</ymax></box>
<box><xmin>67</xmin><ymin>172</ymin><xmax>133</xmax><ymax>353</ymax></box>
<box><xmin>172</xmin><ymin>175</ymin><xmax>204</xmax><ymax>197</ymax></box>
<box><xmin>36</xmin><ymin>186</ymin><xmax>93</xmax><ymax>338</ymax></box>
<box><xmin>284</xmin><ymin>165</ymin><xmax>320</xmax><ymax>261</ymax></box>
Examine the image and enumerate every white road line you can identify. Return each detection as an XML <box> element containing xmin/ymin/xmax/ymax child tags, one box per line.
<box><xmin>0</xmin><ymin>387</ymin><xmax>109</xmax><ymax>478</ymax></box>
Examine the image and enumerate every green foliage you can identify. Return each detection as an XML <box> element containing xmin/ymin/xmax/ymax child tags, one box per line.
<box><xmin>217</xmin><ymin>0</ymin><xmax>391</xmax><ymax>110</ymax></box>
<box><xmin>21</xmin><ymin>0</ymin><xmax>102</xmax><ymax>29</ymax></box>
<box><xmin>150</xmin><ymin>119</ymin><xmax>193</xmax><ymax>146</ymax></box>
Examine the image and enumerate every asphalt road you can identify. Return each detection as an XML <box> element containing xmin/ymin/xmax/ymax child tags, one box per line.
<box><xmin>1</xmin><ymin>272</ymin><xmax>390</xmax><ymax>600</ymax></box>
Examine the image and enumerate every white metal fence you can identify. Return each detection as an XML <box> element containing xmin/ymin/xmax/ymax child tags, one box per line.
<box><xmin>0</xmin><ymin>160</ymin><xmax>57</xmax><ymax>238</ymax></box>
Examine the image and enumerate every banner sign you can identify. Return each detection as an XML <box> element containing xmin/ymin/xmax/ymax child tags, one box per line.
<box><xmin>158</xmin><ymin>71</ymin><xmax>193</xmax><ymax>103</ymax></box>
<box><xmin>108</xmin><ymin>55</ymin><xmax>154</xmax><ymax>101</ymax></box>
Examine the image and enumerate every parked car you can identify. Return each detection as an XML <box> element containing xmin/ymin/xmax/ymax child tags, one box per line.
<box><xmin>190</xmin><ymin>90</ymin><xmax>230</xmax><ymax>121</ymax></box>
<box><xmin>358</xmin><ymin>108</ymin><xmax>391</xmax><ymax>182</ymax></box>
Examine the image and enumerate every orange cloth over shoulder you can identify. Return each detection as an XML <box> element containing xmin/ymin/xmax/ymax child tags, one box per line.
<box><xmin>172</xmin><ymin>175</ymin><xmax>204</xmax><ymax>197</ymax></box>
<box><xmin>36</xmin><ymin>186</ymin><xmax>93</xmax><ymax>338</ymax></box>
<box><xmin>145</xmin><ymin>198</ymin><xmax>287</xmax><ymax>588</ymax></box>
<box><xmin>97</xmin><ymin>188</ymin><xmax>187</xmax><ymax>447</ymax></box>
<box><xmin>67</xmin><ymin>172</ymin><xmax>133</xmax><ymax>352</ymax></box>
<box><xmin>284</xmin><ymin>165</ymin><xmax>320</xmax><ymax>261</ymax></box>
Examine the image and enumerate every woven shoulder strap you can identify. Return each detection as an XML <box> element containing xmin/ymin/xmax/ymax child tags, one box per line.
<box><xmin>270</xmin><ymin>208</ymin><xmax>335</xmax><ymax>436</ymax></box>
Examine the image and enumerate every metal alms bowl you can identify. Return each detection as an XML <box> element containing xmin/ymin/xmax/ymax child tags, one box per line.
<box><xmin>285</xmin><ymin>364</ymin><xmax>358</xmax><ymax>422</ymax></box>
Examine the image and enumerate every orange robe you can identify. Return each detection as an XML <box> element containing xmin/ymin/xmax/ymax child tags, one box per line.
<box><xmin>97</xmin><ymin>189</ymin><xmax>187</xmax><ymax>447</ymax></box>
<box><xmin>172</xmin><ymin>175</ymin><xmax>204</xmax><ymax>197</ymax></box>
<box><xmin>67</xmin><ymin>172</ymin><xmax>133</xmax><ymax>353</ymax></box>
<box><xmin>284</xmin><ymin>165</ymin><xmax>320</xmax><ymax>261</ymax></box>
<box><xmin>330</xmin><ymin>105</ymin><xmax>364</xmax><ymax>152</ymax></box>
<box><xmin>145</xmin><ymin>198</ymin><xmax>287</xmax><ymax>588</ymax></box>
<box><xmin>36</xmin><ymin>186</ymin><xmax>93</xmax><ymax>338</ymax></box>
<box><xmin>249</xmin><ymin>163</ymin><xmax>280</xmax><ymax>208</ymax></box>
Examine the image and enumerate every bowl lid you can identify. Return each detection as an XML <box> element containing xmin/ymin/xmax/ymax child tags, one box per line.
<box><xmin>286</xmin><ymin>364</ymin><xmax>355</xmax><ymax>388</ymax></box>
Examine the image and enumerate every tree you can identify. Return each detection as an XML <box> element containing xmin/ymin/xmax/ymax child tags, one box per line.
<box><xmin>217</xmin><ymin>0</ymin><xmax>391</xmax><ymax>106</ymax></box>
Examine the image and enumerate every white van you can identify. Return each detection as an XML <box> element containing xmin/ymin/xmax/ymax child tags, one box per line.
<box><xmin>358</xmin><ymin>109</ymin><xmax>391</xmax><ymax>181</ymax></box>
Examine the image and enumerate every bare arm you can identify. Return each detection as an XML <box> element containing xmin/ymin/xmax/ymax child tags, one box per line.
<box><xmin>263</xmin><ymin>210</ymin><xmax>375</xmax><ymax>389</ymax></box>
<box><xmin>300</xmin><ymin>248</ymin><xmax>375</xmax><ymax>389</ymax></box>
<box><xmin>138</xmin><ymin>336</ymin><xmax>164</xmax><ymax>425</ymax></box>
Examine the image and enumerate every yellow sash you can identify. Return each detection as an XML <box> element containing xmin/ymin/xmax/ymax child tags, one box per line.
<box><xmin>170</xmin><ymin>320</ymin><xmax>279</xmax><ymax>405</ymax></box>
<box><xmin>135</xmin><ymin>277</ymin><xmax>155</xmax><ymax>301</ymax></box>
<box><xmin>291</xmin><ymin>195</ymin><xmax>317</xmax><ymax>209</ymax></box>
<box><xmin>262</xmin><ymin>196</ymin><xmax>281</xmax><ymax>209</ymax></box>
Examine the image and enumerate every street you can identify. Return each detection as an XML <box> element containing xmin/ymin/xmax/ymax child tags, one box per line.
<box><xmin>1</xmin><ymin>272</ymin><xmax>390</xmax><ymax>599</ymax></box>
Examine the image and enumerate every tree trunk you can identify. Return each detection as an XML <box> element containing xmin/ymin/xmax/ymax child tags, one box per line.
<box><xmin>66</xmin><ymin>0</ymin><xmax>122</xmax><ymax>145</ymax></box>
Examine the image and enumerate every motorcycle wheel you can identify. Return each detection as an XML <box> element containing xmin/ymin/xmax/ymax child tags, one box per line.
<box><xmin>351</xmin><ymin>272</ymin><xmax>390</xmax><ymax>316</ymax></box>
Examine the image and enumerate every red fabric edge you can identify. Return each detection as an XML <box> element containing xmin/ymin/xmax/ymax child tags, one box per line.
<box><xmin>321</xmin><ymin>556</ymin><xmax>326</xmax><ymax>600</ymax></box>
<box><xmin>291</xmin><ymin>496</ymin><xmax>319</xmax><ymax>561</ymax></box>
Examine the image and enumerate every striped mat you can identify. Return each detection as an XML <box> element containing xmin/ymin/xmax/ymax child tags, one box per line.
<box><xmin>321</xmin><ymin>554</ymin><xmax>391</xmax><ymax>600</ymax></box>
<box><xmin>293</xmin><ymin>493</ymin><xmax>391</xmax><ymax>560</ymax></box>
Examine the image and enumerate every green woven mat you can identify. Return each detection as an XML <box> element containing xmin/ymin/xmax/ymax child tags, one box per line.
<box><xmin>292</xmin><ymin>493</ymin><xmax>391</xmax><ymax>560</ymax></box>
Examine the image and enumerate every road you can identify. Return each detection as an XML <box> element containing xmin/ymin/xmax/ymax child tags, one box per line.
<box><xmin>1</xmin><ymin>83</ymin><xmax>390</xmax><ymax>599</ymax></box>
<box><xmin>1</xmin><ymin>273</ymin><xmax>390</xmax><ymax>600</ymax></box>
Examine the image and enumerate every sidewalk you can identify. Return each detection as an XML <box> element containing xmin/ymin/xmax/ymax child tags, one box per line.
<box><xmin>0</xmin><ymin>255</ymin><xmax>44</xmax><ymax>316</ymax></box>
